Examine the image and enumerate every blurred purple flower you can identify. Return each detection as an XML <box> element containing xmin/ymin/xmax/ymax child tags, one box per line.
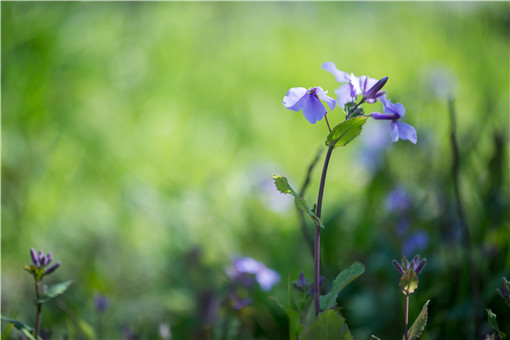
<box><xmin>122</xmin><ymin>325</ymin><xmax>138</xmax><ymax>340</ymax></box>
<box><xmin>233</xmin><ymin>297</ymin><xmax>253</xmax><ymax>310</ymax></box>
<box><xmin>292</xmin><ymin>272</ymin><xmax>309</xmax><ymax>292</ymax></box>
<box><xmin>292</xmin><ymin>272</ymin><xmax>324</xmax><ymax>296</ymax></box>
<box><xmin>385</xmin><ymin>186</ymin><xmax>412</xmax><ymax>213</ymax></box>
<box><xmin>95</xmin><ymin>294</ymin><xmax>110</xmax><ymax>313</ymax></box>
<box><xmin>322</xmin><ymin>61</ymin><xmax>384</xmax><ymax>107</ymax></box>
<box><xmin>227</xmin><ymin>257</ymin><xmax>280</xmax><ymax>291</ymax></box>
<box><xmin>283</xmin><ymin>86</ymin><xmax>335</xmax><ymax>124</ymax></box>
<box><xmin>403</xmin><ymin>230</ymin><xmax>430</xmax><ymax>257</ymax></box>
<box><xmin>371</xmin><ymin>94</ymin><xmax>417</xmax><ymax>144</ymax></box>
<box><xmin>357</xmin><ymin>121</ymin><xmax>391</xmax><ymax>172</ymax></box>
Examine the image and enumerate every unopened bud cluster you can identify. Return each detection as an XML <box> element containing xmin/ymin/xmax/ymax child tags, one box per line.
<box><xmin>393</xmin><ymin>254</ymin><xmax>427</xmax><ymax>276</ymax></box>
<box><xmin>24</xmin><ymin>248</ymin><xmax>61</xmax><ymax>281</ymax></box>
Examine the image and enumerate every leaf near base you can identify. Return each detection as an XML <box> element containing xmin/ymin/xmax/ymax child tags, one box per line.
<box><xmin>300</xmin><ymin>310</ymin><xmax>353</xmax><ymax>340</ymax></box>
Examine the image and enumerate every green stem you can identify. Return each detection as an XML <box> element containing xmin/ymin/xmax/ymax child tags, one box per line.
<box><xmin>34</xmin><ymin>280</ymin><xmax>42</xmax><ymax>340</ymax></box>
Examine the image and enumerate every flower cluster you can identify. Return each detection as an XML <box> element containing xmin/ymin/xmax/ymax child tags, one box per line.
<box><xmin>292</xmin><ymin>272</ymin><xmax>324</xmax><ymax>296</ymax></box>
<box><xmin>24</xmin><ymin>248</ymin><xmax>61</xmax><ymax>281</ymax></box>
<box><xmin>322</xmin><ymin>61</ymin><xmax>387</xmax><ymax>107</ymax></box>
<box><xmin>393</xmin><ymin>254</ymin><xmax>427</xmax><ymax>276</ymax></box>
<box><xmin>283</xmin><ymin>61</ymin><xmax>417</xmax><ymax>144</ymax></box>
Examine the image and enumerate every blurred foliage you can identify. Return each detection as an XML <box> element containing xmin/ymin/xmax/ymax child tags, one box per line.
<box><xmin>2</xmin><ymin>2</ymin><xmax>509</xmax><ymax>340</ymax></box>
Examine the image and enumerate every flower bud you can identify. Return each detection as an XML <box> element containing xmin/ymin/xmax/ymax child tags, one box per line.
<box><xmin>364</xmin><ymin>76</ymin><xmax>388</xmax><ymax>102</ymax></box>
<box><xmin>415</xmin><ymin>259</ymin><xmax>427</xmax><ymax>275</ymax></box>
<box><xmin>45</xmin><ymin>252</ymin><xmax>53</xmax><ymax>266</ymax></box>
<box><xmin>392</xmin><ymin>259</ymin><xmax>405</xmax><ymax>275</ymax></box>
<box><xmin>30</xmin><ymin>248</ymin><xmax>41</xmax><ymax>267</ymax></box>
<box><xmin>44</xmin><ymin>262</ymin><xmax>61</xmax><ymax>276</ymax></box>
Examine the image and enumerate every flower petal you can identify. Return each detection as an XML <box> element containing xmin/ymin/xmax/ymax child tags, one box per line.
<box><xmin>321</xmin><ymin>61</ymin><xmax>350</xmax><ymax>83</ymax></box>
<box><xmin>381</xmin><ymin>94</ymin><xmax>406</xmax><ymax>118</ymax></box>
<box><xmin>256</xmin><ymin>267</ymin><xmax>280</xmax><ymax>291</ymax></box>
<box><xmin>396</xmin><ymin>121</ymin><xmax>417</xmax><ymax>144</ymax></box>
<box><xmin>335</xmin><ymin>84</ymin><xmax>355</xmax><ymax>108</ymax></box>
<box><xmin>315</xmin><ymin>87</ymin><xmax>336</xmax><ymax>111</ymax></box>
<box><xmin>391</xmin><ymin>121</ymin><xmax>400</xmax><ymax>142</ymax></box>
<box><xmin>283</xmin><ymin>87</ymin><xmax>307</xmax><ymax>111</ymax></box>
<box><xmin>302</xmin><ymin>93</ymin><xmax>327</xmax><ymax>124</ymax></box>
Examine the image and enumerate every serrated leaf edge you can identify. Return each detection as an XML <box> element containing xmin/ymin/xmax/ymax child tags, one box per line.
<box><xmin>326</xmin><ymin>116</ymin><xmax>368</xmax><ymax>149</ymax></box>
<box><xmin>404</xmin><ymin>300</ymin><xmax>430</xmax><ymax>340</ymax></box>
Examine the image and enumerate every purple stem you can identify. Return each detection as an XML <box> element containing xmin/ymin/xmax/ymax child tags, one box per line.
<box><xmin>313</xmin><ymin>144</ymin><xmax>335</xmax><ymax>317</ymax></box>
<box><xmin>404</xmin><ymin>293</ymin><xmax>409</xmax><ymax>340</ymax></box>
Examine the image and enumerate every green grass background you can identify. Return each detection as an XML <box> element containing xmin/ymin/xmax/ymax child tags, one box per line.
<box><xmin>2</xmin><ymin>2</ymin><xmax>509</xmax><ymax>339</ymax></box>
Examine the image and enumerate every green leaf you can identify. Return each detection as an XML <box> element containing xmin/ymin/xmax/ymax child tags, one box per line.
<box><xmin>273</xmin><ymin>173</ymin><xmax>292</xmax><ymax>194</ymax></box>
<box><xmin>36</xmin><ymin>280</ymin><xmax>73</xmax><ymax>304</ymax></box>
<box><xmin>272</xmin><ymin>174</ymin><xmax>325</xmax><ymax>228</ymax></box>
<box><xmin>77</xmin><ymin>318</ymin><xmax>97</xmax><ymax>340</ymax></box>
<box><xmin>320</xmin><ymin>262</ymin><xmax>365</xmax><ymax>311</ymax></box>
<box><xmin>269</xmin><ymin>295</ymin><xmax>287</xmax><ymax>312</ymax></box>
<box><xmin>300</xmin><ymin>310</ymin><xmax>353</xmax><ymax>340</ymax></box>
<box><xmin>399</xmin><ymin>270</ymin><xmax>418</xmax><ymax>295</ymax></box>
<box><xmin>325</xmin><ymin>116</ymin><xmax>368</xmax><ymax>148</ymax></box>
<box><xmin>486</xmin><ymin>309</ymin><xmax>507</xmax><ymax>338</ymax></box>
<box><xmin>1</xmin><ymin>316</ymin><xmax>37</xmax><ymax>340</ymax></box>
<box><xmin>404</xmin><ymin>300</ymin><xmax>430</xmax><ymax>340</ymax></box>
<box><xmin>269</xmin><ymin>296</ymin><xmax>302</xmax><ymax>340</ymax></box>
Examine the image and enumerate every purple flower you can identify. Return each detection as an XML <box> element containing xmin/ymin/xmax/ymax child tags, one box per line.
<box><xmin>292</xmin><ymin>272</ymin><xmax>310</xmax><ymax>292</ymax></box>
<box><xmin>227</xmin><ymin>257</ymin><xmax>280</xmax><ymax>291</ymax></box>
<box><xmin>392</xmin><ymin>254</ymin><xmax>427</xmax><ymax>276</ymax></box>
<box><xmin>322</xmin><ymin>61</ymin><xmax>384</xmax><ymax>107</ymax></box>
<box><xmin>283</xmin><ymin>86</ymin><xmax>335</xmax><ymax>124</ymax></box>
<box><xmin>385</xmin><ymin>186</ymin><xmax>412</xmax><ymax>213</ymax></box>
<box><xmin>233</xmin><ymin>298</ymin><xmax>253</xmax><ymax>310</ymax></box>
<box><xmin>95</xmin><ymin>294</ymin><xmax>110</xmax><ymax>313</ymax></box>
<box><xmin>371</xmin><ymin>94</ymin><xmax>417</xmax><ymax>144</ymax></box>
<box><xmin>403</xmin><ymin>231</ymin><xmax>429</xmax><ymax>256</ymax></box>
<box><xmin>26</xmin><ymin>248</ymin><xmax>60</xmax><ymax>280</ymax></box>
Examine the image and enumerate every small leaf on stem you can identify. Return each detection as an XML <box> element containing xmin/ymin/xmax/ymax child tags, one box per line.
<box><xmin>325</xmin><ymin>116</ymin><xmax>368</xmax><ymax>148</ymax></box>
<box><xmin>272</xmin><ymin>174</ymin><xmax>325</xmax><ymax>228</ymax></box>
<box><xmin>319</xmin><ymin>262</ymin><xmax>365</xmax><ymax>311</ymax></box>
<box><xmin>486</xmin><ymin>309</ymin><xmax>507</xmax><ymax>338</ymax></box>
<box><xmin>36</xmin><ymin>280</ymin><xmax>73</xmax><ymax>304</ymax></box>
<box><xmin>404</xmin><ymin>300</ymin><xmax>430</xmax><ymax>340</ymax></box>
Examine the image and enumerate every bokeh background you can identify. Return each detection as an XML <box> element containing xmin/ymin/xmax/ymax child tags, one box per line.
<box><xmin>2</xmin><ymin>2</ymin><xmax>509</xmax><ymax>340</ymax></box>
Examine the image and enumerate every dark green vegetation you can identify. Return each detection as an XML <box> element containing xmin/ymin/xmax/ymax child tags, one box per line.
<box><xmin>2</xmin><ymin>2</ymin><xmax>509</xmax><ymax>339</ymax></box>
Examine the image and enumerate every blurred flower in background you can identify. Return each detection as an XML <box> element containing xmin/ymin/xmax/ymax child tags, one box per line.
<box><xmin>420</xmin><ymin>64</ymin><xmax>458</xmax><ymax>100</ymax></box>
<box><xmin>94</xmin><ymin>293</ymin><xmax>110</xmax><ymax>313</ymax></box>
<box><xmin>357</xmin><ymin>121</ymin><xmax>391</xmax><ymax>173</ymax></box>
<box><xmin>227</xmin><ymin>256</ymin><xmax>280</xmax><ymax>291</ymax></box>
<box><xmin>384</xmin><ymin>186</ymin><xmax>430</xmax><ymax>256</ymax></box>
<box><xmin>402</xmin><ymin>230</ymin><xmax>430</xmax><ymax>257</ymax></box>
